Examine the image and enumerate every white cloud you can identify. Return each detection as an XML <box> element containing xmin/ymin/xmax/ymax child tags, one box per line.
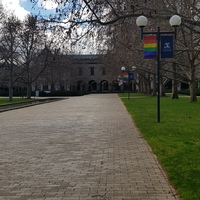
<box><xmin>37</xmin><ymin>0</ymin><xmax>58</xmax><ymax>10</ymax></box>
<box><xmin>1</xmin><ymin>0</ymin><xmax>30</xmax><ymax>20</ymax></box>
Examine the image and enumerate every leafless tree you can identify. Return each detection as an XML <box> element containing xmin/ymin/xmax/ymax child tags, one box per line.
<box><xmin>0</xmin><ymin>16</ymin><xmax>21</xmax><ymax>101</ymax></box>
<box><xmin>15</xmin><ymin>16</ymin><xmax>50</xmax><ymax>99</ymax></box>
<box><xmin>28</xmin><ymin>0</ymin><xmax>200</xmax><ymax>101</ymax></box>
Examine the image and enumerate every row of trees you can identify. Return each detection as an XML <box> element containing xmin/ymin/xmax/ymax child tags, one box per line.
<box><xmin>92</xmin><ymin>0</ymin><xmax>200</xmax><ymax>102</ymax></box>
<box><xmin>30</xmin><ymin>0</ymin><xmax>200</xmax><ymax>102</ymax></box>
<box><xmin>0</xmin><ymin>4</ymin><xmax>49</xmax><ymax>100</ymax></box>
<box><xmin>0</xmin><ymin>3</ymin><xmax>76</xmax><ymax>100</ymax></box>
<box><xmin>1</xmin><ymin>0</ymin><xmax>200</xmax><ymax>101</ymax></box>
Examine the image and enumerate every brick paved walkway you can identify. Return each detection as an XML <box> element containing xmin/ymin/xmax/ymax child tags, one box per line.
<box><xmin>0</xmin><ymin>94</ymin><xmax>180</xmax><ymax>200</ymax></box>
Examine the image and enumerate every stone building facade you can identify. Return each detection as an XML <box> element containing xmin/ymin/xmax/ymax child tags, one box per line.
<box><xmin>32</xmin><ymin>54</ymin><xmax>121</xmax><ymax>93</ymax></box>
<box><xmin>70</xmin><ymin>54</ymin><xmax>117</xmax><ymax>92</ymax></box>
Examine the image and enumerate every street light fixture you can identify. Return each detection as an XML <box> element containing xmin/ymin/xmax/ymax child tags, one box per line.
<box><xmin>169</xmin><ymin>15</ymin><xmax>182</xmax><ymax>26</ymax></box>
<box><xmin>136</xmin><ymin>15</ymin><xmax>181</xmax><ymax>122</ymax></box>
<box><xmin>121</xmin><ymin>66</ymin><xmax>126</xmax><ymax>71</ymax></box>
<box><xmin>132</xmin><ymin>66</ymin><xmax>137</xmax><ymax>71</ymax></box>
<box><xmin>121</xmin><ymin>66</ymin><xmax>136</xmax><ymax>72</ymax></box>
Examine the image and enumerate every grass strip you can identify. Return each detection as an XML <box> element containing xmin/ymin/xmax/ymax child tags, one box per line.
<box><xmin>120</xmin><ymin>94</ymin><xmax>200</xmax><ymax>200</ymax></box>
<box><xmin>0</xmin><ymin>98</ymin><xmax>33</xmax><ymax>104</ymax></box>
<box><xmin>0</xmin><ymin>98</ymin><xmax>38</xmax><ymax>112</ymax></box>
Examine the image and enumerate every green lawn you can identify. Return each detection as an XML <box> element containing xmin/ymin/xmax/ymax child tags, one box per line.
<box><xmin>120</xmin><ymin>94</ymin><xmax>200</xmax><ymax>200</ymax></box>
<box><xmin>0</xmin><ymin>98</ymin><xmax>32</xmax><ymax>104</ymax></box>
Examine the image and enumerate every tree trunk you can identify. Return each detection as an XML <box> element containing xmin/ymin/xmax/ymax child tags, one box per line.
<box><xmin>51</xmin><ymin>83</ymin><xmax>55</xmax><ymax>92</ymax></box>
<box><xmin>189</xmin><ymin>81</ymin><xmax>197</xmax><ymax>102</ymax></box>
<box><xmin>27</xmin><ymin>84</ymin><xmax>32</xmax><ymax>99</ymax></box>
<box><xmin>146</xmin><ymin>73</ymin><xmax>151</xmax><ymax>95</ymax></box>
<box><xmin>138</xmin><ymin>76</ymin><xmax>142</xmax><ymax>93</ymax></box>
<box><xmin>8</xmin><ymin>24</ymin><xmax>14</xmax><ymax>102</ymax></box>
<box><xmin>152</xmin><ymin>66</ymin><xmax>156</xmax><ymax>96</ymax></box>
<box><xmin>171</xmin><ymin>79</ymin><xmax>179</xmax><ymax>99</ymax></box>
<box><xmin>171</xmin><ymin>62</ymin><xmax>179</xmax><ymax>99</ymax></box>
<box><xmin>8</xmin><ymin>80</ymin><xmax>13</xmax><ymax>102</ymax></box>
<box><xmin>160</xmin><ymin>76</ymin><xmax>166</xmax><ymax>97</ymax></box>
<box><xmin>189</xmin><ymin>63</ymin><xmax>197</xmax><ymax>102</ymax></box>
<box><xmin>144</xmin><ymin>77</ymin><xmax>147</xmax><ymax>94</ymax></box>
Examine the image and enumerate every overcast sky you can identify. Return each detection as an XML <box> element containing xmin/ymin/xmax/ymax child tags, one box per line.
<box><xmin>0</xmin><ymin>0</ymin><xmax>58</xmax><ymax>20</ymax></box>
<box><xmin>0</xmin><ymin>0</ymin><xmax>100</xmax><ymax>54</ymax></box>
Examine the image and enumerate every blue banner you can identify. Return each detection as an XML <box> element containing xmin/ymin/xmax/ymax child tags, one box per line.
<box><xmin>161</xmin><ymin>36</ymin><xmax>173</xmax><ymax>58</ymax></box>
<box><xmin>129</xmin><ymin>73</ymin><xmax>134</xmax><ymax>81</ymax></box>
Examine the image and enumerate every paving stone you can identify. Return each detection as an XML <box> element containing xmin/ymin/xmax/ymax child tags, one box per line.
<box><xmin>0</xmin><ymin>94</ymin><xmax>180</xmax><ymax>200</ymax></box>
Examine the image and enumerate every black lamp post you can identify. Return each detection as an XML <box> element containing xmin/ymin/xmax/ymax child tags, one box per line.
<box><xmin>136</xmin><ymin>15</ymin><xmax>181</xmax><ymax>122</ymax></box>
<box><xmin>121</xmin><ymin>66</ymin><xmax>136</xmax><ymax>99</ymax></box>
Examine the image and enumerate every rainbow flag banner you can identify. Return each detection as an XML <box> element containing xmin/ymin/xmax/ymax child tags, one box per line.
<box><xmin>144</xmin><ymin>36</ymin><xmax>157</xmax><ymax>59</ymax></box>
<box><xmin>123</xmin><ymin>72</ymin><xmax>129</xmax><ymax>82</ymax></box>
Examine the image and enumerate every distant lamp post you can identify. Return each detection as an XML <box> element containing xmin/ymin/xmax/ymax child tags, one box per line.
<box><xmin>136</xmin><ymin>15</ymin><xmax>181</xmax><ymax>122</ymax></box>
<box><xmin>118</xmin><ymin>75</ymin><xmax>123</xmax><ymax>91</ymax></box>
<box><xmin>121</xmin><ymin>66</ymin><xmax>136</xmax><ymax>99</ymax></box>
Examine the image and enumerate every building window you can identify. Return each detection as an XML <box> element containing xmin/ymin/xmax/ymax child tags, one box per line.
<box><xmin>102</xmin><ymin>67</ymin><xmax>106</xmax><ymax>75</ymax></box>
<box><xmin>60</xmin><ymin>85</ymin><xmax>65</xmax><ymax>91</ymax></box>
<box><xmin>90</xmin><ymin>67</ymin><xmax>95</xmax><ymax>76</ymax></box>
<box><xmin>78</xmin><ymin>67</ymin><xmax>83</xmax><ymax>76</ymax></box>
<box><xmin>43</xmin><ymin>85</ymin><xmax>48</xmax><ymax>91</ymax></box>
